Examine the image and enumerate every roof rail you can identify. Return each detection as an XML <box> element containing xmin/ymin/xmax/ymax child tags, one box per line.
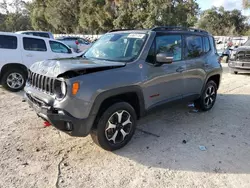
<box><xmin>108</xmin><ymin>29</ymin><xmax>133</xmax><ymax>33</ymax></box>
<box><xmin>151</xmin><ymin>26</ymin><xmax>208</xmax><ymax>34</ymax></box>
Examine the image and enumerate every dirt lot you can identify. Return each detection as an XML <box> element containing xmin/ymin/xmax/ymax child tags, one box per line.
<box><xmin>0</xmin><ymin>64</ymin><xmax>250</xmax><ymax>188</ymax></box>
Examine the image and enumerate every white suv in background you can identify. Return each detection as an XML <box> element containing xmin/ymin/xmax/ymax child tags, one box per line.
<box><xmin>16</xmin><ymin>31</ymin><xmax>54</xmax><ymax>39</ymax></box>
<box><xmin>0</xmin><ymin>32</ymin><xmax>81</xmax><ymax>92</ymax></box>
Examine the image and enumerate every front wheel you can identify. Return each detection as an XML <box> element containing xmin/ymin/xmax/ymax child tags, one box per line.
<box><xmin>194</xmin><ymin>80</ymin><xmax>217</xmax><ymax>111</ymax></box>
<box><xmin>91</xmin><ymin>102</ymin><xmax>137</xmax><ymax>151</ymax></box>
<box><xmin>1</xmin><ymin>68</ymin><xmax>27</xmax><ymax>92</ymax></box>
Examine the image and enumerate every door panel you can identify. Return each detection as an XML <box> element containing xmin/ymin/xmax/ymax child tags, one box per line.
<box><xmin>142</xmin><ymin>34</ymin><xmax>186</xmax><ymax>109</ymax></box>
<box><xmin>0</xmin><ymin>35</ymin><xmax>22</xmax><ymax>69</ymax></box>
<box><xmin>183</xmin><ymin>58</ymin><xmax>206</xmax><ymax>96</ymax></box>
<box><xmin>143</xmin><ymin>62</ymin><xmax>186</xmax><ymax>108</ymax></box>
<box><xmin>182</xmin><ymin>35</ymin><xmax>207</xmax><ymax>96</ymax></box>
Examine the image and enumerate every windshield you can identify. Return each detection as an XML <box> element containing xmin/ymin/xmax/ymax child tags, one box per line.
<box><xmin>244</xmin><ymin>39</ymin><xmax>250</xmax><ymax>46</ymax></box>
<box><xmin>84</xmin><ymin>33</ymin><xmax>147</xmax><ymax>62</ymax></box>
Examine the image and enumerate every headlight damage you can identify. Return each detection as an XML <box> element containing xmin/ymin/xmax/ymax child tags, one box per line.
<box><xmin>27</xmin><ymin>70</ymin><xmax>67</xmax><ymax>99</ymax></box>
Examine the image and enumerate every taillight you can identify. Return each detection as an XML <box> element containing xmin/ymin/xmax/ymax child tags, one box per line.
<box><xmin>75</xmin><ymin>40</ymin><xmax>79</xmax><ymax>45</ymax></box>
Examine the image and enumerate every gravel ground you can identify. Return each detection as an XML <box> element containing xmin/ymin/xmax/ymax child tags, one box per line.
<box><xmin>0</xmin><ymin>64</ymin><xmax>250</xmax><ymax>188</ymax></box>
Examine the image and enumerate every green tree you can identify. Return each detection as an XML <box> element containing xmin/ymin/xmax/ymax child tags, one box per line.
<box><xmin>243</xmin><ymin>0</ymin><xmax>250</xmax><ymax>9</ymax></box>
<box><xmin>79</xmin><ymin>0</ymin><xmax>115</xmax><ymax>34</ymax></box>
<box><xmin>44</xmin><ymin>0</ymin><xmax>81</xmax><ymax>33</ymax></box>
<box><xmin>197</xmin><ymin>7</ymin><xmax>248</xmax><ymax>36</ymax></box>
<box><xmin>0</xmin><ymin>0</ymin><xmax>32</xmax><ymax>32</ymax></box>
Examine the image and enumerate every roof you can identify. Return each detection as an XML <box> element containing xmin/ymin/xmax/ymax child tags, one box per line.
<box><xmin>16</xmin><ymin>31</ymin><xmax>53</xmax><ymax>34</ymax></box>
<box><xmin>109</xmin><ymin>26</ymin><xmax>211</xmax><ymax>36</ymax></box>
<box><xmin>0</xmin><ymin>31</ymin><xmax>60</xmax><ymax>42</ymax></box>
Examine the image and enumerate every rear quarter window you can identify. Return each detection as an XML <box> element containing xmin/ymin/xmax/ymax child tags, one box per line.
<box><xmin>209</xmin><ymin>36</ymin><xmax>217</xmax><ymax>54</ymax></box>
<box><xmin>203</xmin><ymin>37</ymin><xmax>211</xmax><ymax>53</ymax></box>
<box><xmin>0</xmin><ymin>35</ymin><xmax>18</xmax><ymax>49</ymax></box>
<box><xmin>23</xmin><ymin>37</ymin><xmax>47</xmax><ymax>51</ymax></box>
<box><xmin>33</xmin><ymin>33</ymin><xmax>50</xmax><ymax>38</ymax></box>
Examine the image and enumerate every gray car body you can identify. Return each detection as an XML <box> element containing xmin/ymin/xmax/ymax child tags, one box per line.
<box><xmin>24</xmin><ymin>29</ymin><xmax>222</xmax><ymax>136</ymax></box>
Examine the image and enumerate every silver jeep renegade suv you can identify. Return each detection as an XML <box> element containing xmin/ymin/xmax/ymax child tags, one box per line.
<box><xmin>24</xmin><ymin>26</ymin><xmax>222</xmax><ymax>150</ymax></box>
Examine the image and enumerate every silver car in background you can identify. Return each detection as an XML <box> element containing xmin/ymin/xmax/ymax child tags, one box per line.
<box><xmin>56</xmin><ymin>37</ymin><xmax>91</xmax><ymax>52</ymax></box>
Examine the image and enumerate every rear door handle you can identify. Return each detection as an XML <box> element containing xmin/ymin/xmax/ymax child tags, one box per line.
<box><xmin>26</xmin><ymin>54</ymin><xmax>33</xmax><ymax>57</ymax></box>
<box><xmin>204</xmin><ymin>63</ymin><xmax>209</xmax><ymax>67</ymax></box>
<box><xmin>176</xmin><ymin>67</ymin><xmax>185</xmax><ymax>73</ymax></box>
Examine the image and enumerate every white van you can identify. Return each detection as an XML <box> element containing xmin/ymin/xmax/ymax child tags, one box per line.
<box><xmin>0</xmin><ymin>32</ymin><xmax>81</xmax><ymax>92</ymax></box>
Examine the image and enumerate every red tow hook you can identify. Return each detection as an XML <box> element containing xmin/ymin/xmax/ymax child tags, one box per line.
<box><xmin>43</xmin><ymin>121</ymin><xmax>51</xmax><ymax>127</ymax></box>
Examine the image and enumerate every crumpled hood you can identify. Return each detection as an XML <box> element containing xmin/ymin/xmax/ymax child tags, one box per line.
<box><xmin>29</xmin><ymin>58</ymin><xmax>126</xmax><ymax>77</ymax></box>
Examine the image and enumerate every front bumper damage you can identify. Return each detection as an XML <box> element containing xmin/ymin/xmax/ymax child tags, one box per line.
<box><xmin>25</xmin><ymin>92</ymin><xmax>95</xmax><ymax>137</ymax></box>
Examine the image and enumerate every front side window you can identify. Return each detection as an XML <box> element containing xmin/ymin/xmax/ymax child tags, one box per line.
<box><xmin>49</xmin><ymin>41</ymin><xmax>70</xmax><ymax>53</ymax></box>
<box><xmin>84</xmin><ymin>33</ymin><xmax>147</xmax><ymax>62</ymax></box>
<box><xmin>185</xmin><ymin>35</ymin><xmax>203</xmax><ymax>58</ymax></box>
<box><xmin>23</xmin><ymin>37</ymin><xmax>47</xmax><ymax>51</ymax></box>
<box><xmin>244</xmin><ymin>39</ymin><xmax>250</xmax><ymax>46</ymax></box>
<box><xmin>155</xmin><ymin>35</ymin><xmax>182</xmax><ymax>61</ymax></box>
<box><xmin>0</xmin><ymin>35</ymin><xmax>17</xmax><ymax>49</ymax></box>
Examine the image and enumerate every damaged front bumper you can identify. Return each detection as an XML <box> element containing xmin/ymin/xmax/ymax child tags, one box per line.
<box><xmin>24</xmin><ymin>92</ymin><xmax>95</xmax><ymax>137</ymax></box>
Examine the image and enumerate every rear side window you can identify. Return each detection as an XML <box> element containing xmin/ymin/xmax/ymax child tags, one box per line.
<box><xmin>23</xmin><ymin>37</ymin><xmax>47</xmax><ymax>51</ymax></box>
<box><xmin>33</xmin><ymin>33</ymin><xmax>50</xmax><ymax>38</ymax></box>
<box><xmin>185</xmin><ymin>35</ymin><xmax>203</xmax><ymax>59</ymax></box>
<box><xmin>64</xmin><ymin>38</ymin><xmax>78</xmax><ymax>41</ymax></box>
<box><xmin>0</xmin><ymin>35</ymin><xmax>17</xmax><ymax>49</ymax></box>
<box><xmin>210</xmin><ymin>36</ymin><xmax>217</xmax><ymax>53</ymax></box>
<box><xmin>203</xmin><ymin>37</ymin><xmax>211</xmax><ymax>53</ymax></box>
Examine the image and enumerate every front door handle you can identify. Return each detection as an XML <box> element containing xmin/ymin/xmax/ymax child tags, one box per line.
<box><xmin>176</xmin><ymin>67</ymin><xmax>185</xmax><ymax>73</ymax></box>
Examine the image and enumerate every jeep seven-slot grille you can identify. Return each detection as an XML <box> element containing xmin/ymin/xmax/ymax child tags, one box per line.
<box><xmin>28</xmin><ymin>70</ymin><xmax>55</xmax><ymax>94</ymax></box>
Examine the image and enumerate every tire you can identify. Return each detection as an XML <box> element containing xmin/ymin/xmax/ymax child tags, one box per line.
<box><xmin>1</xmin><ymin>68</ymin><xmax>27</xmax><ymax>92</ymax></box>
<box><xmin>194</xmin><ymin>80</ymin><xmax>217</xmax><ymax>111</ymax></box>
<box><xmin>234</xmin><ymin>71</ymin><xmax>238</xmax><ymax>74</ymax></box>
<box><xmin>90</xmin><ymin>102</ymin><xmax>137</xmax><ymax>151</ymax></box>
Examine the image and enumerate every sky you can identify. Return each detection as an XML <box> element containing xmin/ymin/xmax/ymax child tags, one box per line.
<box><xmin>197</xmin><ymin>0</ymin><xmax>250</xmax><ymax>16</ymax></box>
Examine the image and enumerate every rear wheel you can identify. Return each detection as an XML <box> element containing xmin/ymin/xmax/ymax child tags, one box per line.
<box><xmin>194</xmin><ymin>80</ymin><xmax>217</xmax><ymax>111</ymax></box>
<box><xmin>1</xmin><ymin>68</ymin><xmax>27</xmax><ymax>92</ymax></box>
<box><xmin>234</xmin><ymin>71</ymin><xmax>238</xmax><ymax>74</ymax></box>
<box><xmin>91</xmin><ymin>102</ymin><xmax>137</xmax><ymax>151</ymax></box>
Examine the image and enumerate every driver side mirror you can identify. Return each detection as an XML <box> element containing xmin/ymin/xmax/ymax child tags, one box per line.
<box><xmin>156</xmin><ymin>53</ymin><xmax>173</xmax><ymax>64</ymax></box>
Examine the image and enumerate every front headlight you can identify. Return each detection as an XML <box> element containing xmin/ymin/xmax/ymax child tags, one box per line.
<box><xmin>55</xmin><ymin>80</ymin><xmax>67</xmax><ymax>100</ymax></box>
<box><xmin>61</xmin><ymin>81</ymin><xmax>67</xmax><ymax>96</ymax></box>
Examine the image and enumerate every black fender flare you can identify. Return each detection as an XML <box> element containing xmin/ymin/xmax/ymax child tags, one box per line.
<box><xmin>90</xmin><ymin>85</ymin><xmax>146</xmax><ymax>118</ymax></box>
<box><xmin>203</xmin><ymin>69</ymin><xmax>222</xmax><ymax>92</ymax></box>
